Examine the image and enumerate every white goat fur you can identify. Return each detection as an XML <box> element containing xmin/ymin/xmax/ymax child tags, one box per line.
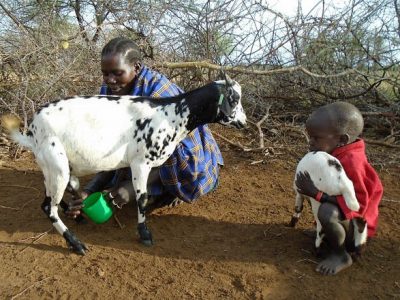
<box><xmin>7</xmin><ymin>78</ymin><xmax>246</xmax><ymax>254</ymax></box>
<box><xmin>292</xmin><ymin>151</ymin><xmax>367</xmax><ymax>251</ymax></box>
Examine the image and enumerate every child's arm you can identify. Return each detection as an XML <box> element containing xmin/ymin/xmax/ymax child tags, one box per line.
<box><xmin>295</xmin><ymin>171</ymin><xmax>338</xmax><ymax>204</ymax></box>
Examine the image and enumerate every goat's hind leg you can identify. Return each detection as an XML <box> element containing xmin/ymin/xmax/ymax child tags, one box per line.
<box><xmin>352</xmin><ymin>217</ymin><xmax>367</xmax><ymax>257</ymax></box>
<box><xmin>37</xmin><ymin>139</ymin><xmax>88</xmax><ymax>255</ymax></box>
<box><xmin>309</xmin><ymin>199</ymin><xmax>324</xmax><ymax>256</ymax></box>
<box><xmin>130</xmin><ymin>163</ymin><xmax>153</xmax><ymax>246</ymax></box>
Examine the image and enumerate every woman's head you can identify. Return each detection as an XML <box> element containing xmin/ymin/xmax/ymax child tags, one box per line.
<box><xmin>101</xmin><ymin>37</ymin><xmax>143</xmax><ymax>95</ymax></box>
<box><xmin>305</xmin><ymin>101</ymin><xmax>364</xmax><ymax>153</ymax></box>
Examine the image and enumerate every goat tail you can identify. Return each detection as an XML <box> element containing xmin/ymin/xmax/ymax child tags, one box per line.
<box><xmin>10</xmin><ymin>130</ymin><xmax>34</xmax><ymax>149</ymax></box>
<box><xmin>1</xmin><ymin>114</ymin><xmax>34</xmax><ymax>150</ymax></box>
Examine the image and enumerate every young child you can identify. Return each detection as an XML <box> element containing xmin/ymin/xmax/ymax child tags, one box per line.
<box><xmin>295</xmin><ymin>101</ymin><xmax>383</xmax><ymax>275</ymax></box>
<box><xmin>67</xmin><ymin>37</ymin><xmax>223</xmax><ymax>217</ymax></box>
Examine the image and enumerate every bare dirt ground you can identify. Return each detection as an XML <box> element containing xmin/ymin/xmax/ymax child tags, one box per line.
<box><xmin>0</xmin><ymin>126</ymin><xmax>399</xmax><ymax>299</ymax></box>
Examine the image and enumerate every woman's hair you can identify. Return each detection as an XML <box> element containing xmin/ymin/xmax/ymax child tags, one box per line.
<box><xmin>101</xmin><ymin>37</ymin><xmax>142</xmax><ymax>64</ymax></box>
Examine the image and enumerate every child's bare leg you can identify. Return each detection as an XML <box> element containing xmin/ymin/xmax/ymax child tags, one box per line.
<box><xmin>316</xmin><ymin>202</ymin><xmax>352</xmax><ymax>275</ymax></box>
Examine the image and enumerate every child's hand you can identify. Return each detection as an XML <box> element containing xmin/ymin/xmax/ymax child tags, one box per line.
<box><xmin>295</xmin><ymin>171</ymin><xmax>319</xmax><ymax>198</ymax></box>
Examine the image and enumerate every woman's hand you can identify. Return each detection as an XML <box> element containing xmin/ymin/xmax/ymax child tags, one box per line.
<box><xmin>65</xmin><ymin>191</ymin><xmax>89</xmax><ymax>218</ymax></box>
<box><xmin>295</xmin><ymin>171</ymin><xmax>319</xmax><ymax>198</ymax></box>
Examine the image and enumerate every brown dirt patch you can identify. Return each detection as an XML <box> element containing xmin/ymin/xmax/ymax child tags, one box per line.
<box><xmin>0</xmin><ymin>127</ymin><xmax>399</xmax><ymax>299</ymax></box>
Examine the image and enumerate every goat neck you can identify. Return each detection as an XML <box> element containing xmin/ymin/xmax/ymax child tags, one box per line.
<box><xmin>182</xmin><ymin>82</ymin><xmax>222</xmax><ymax>131</ymax></box>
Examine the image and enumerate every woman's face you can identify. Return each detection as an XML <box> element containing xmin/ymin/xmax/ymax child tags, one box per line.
<box><xmin>101</xmin><ymin>53</ymin><xmax>139</xmax><ymax>95</ymax></box>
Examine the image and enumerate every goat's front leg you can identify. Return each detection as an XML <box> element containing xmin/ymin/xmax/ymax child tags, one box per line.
<box><xmin>130</xmin><ymin>163</ymin><xmax>153</xmax><ymax>246</ymax></box>
<box><xmin>289</xmin><ymin>191</ymin><xmax>304</xmax><ymax>227</ymax></box>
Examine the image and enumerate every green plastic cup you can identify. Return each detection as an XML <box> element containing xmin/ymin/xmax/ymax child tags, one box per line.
<box><xmin>82</xmin><ymin>192</ymin><xmax>113</xmax><ymax>224</ymax></box>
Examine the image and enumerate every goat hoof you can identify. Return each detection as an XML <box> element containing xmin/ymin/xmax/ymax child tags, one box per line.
<box><xmin>138</xmin><ymin>223</ymin><xmax>153</xmax><ymax>246</ymax></box>
<box><xmin>73</xmin><ymin>244</ymin><xmax>88</xmax><ymax>255</ymax></box>
<box><xmin>68</xmin><ymin>240</ymin><xmax>89</xmax><ymax>255</ymax></box>
<box><xmin>287</xmin><ymin>217</ymin><xmax>298</xmax><ymax>227</ymax></box>
<box><xmin>63</xmin><ymin>229</ymin><xmax>88</xmax><ymax>255</ymax></box>
<box><xmin>140</xmin><ymin>238</ymin><xmax>153</xmax><ymax>247</ymax></box>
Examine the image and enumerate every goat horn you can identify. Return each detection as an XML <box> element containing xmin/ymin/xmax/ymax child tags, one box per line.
<box><xmin>225</xmin><ymin>74</ymin><xmax>234</xmax><ymax>86</ymax></box>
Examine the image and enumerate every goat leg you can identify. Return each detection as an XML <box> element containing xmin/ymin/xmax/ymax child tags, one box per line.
<box><xmin>137</xmin><ymin>222</ymin><xmax>153</xmax><ymax>246</ymax></box>
<box><xmin>41</xmin><ymin>196</ymin><xmax>88</xmax><ymax>255</ymax></box>
<box><xmin>63</xmin><ymin>229</ymin><xmax>89</xmax><ymax>255</ymax></box>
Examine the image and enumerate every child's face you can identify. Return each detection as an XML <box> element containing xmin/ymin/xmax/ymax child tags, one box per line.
<box><xmin>101</xmin><ymin>53</ymin><xmax>139</xmax><ymax>95</ymax></box>
<box><xmin>305</xmin><ymin>123</ymin><xmax>342</xmax><ymax>154</ymax></box>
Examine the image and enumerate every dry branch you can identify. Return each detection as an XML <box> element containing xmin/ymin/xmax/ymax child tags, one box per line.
<box><xmin>252</xmin><ymin>106</ymin><xmax>271</xmax><ymax>149</ymax></box>
<box><xmin>212</xmin><ymin>131</ymin><xmax>247</xmax><ymax>151</ymax></box>
<box><xmin>155</xmin><ymin>61</ymin><xmax>356</xmax><ymax>78</ymax></box>
<box><xmin>364</xmin><ymin>138</ymin><xmax>400</xmax><ymax>149</ymax></box>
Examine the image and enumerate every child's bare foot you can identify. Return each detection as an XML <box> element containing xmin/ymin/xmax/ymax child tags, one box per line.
<box><xmin>316</xmin><ymin>251</ymin><xmax>352</xmax><ymax>275</ymax></box>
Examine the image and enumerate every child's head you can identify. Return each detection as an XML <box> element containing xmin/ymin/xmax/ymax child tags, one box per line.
<box><xmin>305</xmin><ymin>101</ymin><xmax>364</xmax><ymax>153</ymax></box>
<box><xmin>101</xmin><ymin>37</ymin><xmax>143</xmax><ymax>95</ymax></box>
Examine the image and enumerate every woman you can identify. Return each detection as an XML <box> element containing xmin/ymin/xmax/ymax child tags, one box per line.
<box><xmin>67</xmin><ymin>37</ymin><xmax>224</xmax><ymax>217</ymax></box>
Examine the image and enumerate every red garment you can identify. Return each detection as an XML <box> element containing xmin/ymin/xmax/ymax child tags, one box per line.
<box><xmin>332</xmin><ymin>139</ymin><xmax>383</xmax><ymax>237</ymax></box>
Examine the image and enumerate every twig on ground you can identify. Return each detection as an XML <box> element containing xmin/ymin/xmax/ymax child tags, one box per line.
<box><xmin>10</xmin><ymin>276</ymin><xmax>52</xmax><ymax>300</ymax></box>
<box><xmin>1</xmin><ymin>184</ymin><xmax>41</xmax><ymax>193</ymax></box>
<box><xmin>263</xmin><ymin>227</ymin><xmax>283</xmax><ymax>239</ymax></box>
<box><xmin>277</xmin><ymin>182</ymin><xmax>286</xmax><ymax>192</ymax></box>
<box><xmin>113</xmin><ymin>213</ymin><xmax>125</xmax><ymax>229</ymax></box>
<box><xmin>293</xmin><ymin>269</ymin><xmax>307</xmax><ymax>279</ymax></box>
<box><xmin>297</xmin><ymin>258</ymin><xmax>318</xmax><ymax>264</ymax></box>
<box><xmin>212</xmin><ymin>131</ymin><xmax>247</xmax><ymax>151</ymax></box>
<box><xmin>244</xmin><ymin>107</ymin><xmax>272</xmax><ymax>151</ymax></box>
<box><xmin>19</xmin><ymin>228</ymin><xmax>53</xmax><ymax>253</ymax></box>
<box><xmin>263</xmin><ymin>226</ymin><xmax>272</xmax><ymax>238</ymax></box>
<box><xmin>0</xmin><ymin>198</ymin><xmax>36</xmax><ymax>211</ymax></box>
<box><xmin>0</xmin><ymin>184</ymin><xmax>40</xmax><ymax>210</ymax></box>
<box><xmin>0</xmin><ymin>205</ymin><xmax>19</xmax><ymax>210</ymax></box>
<box><xmin>20</xmin><ymin>199</ymin><xmax>35</xmax><ymax>210</ymax></box>
<box><xmin>382</xmin><ymin>197</ymin><xmax>400</xmax><ymax>203</ymax></box>
<box><xmin>253</xmin><ymin>107</ymin><xmax>271</xmax><ymax>149</ymax></box>
<box><xmin>250</xmin><ymin>160</ymin><xmax>264</xmax><ymax>165</ymax></box>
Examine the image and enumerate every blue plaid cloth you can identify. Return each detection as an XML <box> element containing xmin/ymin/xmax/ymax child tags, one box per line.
<box><xmin>101</xmin><ymin>66</ymin><xmax>223</xmax><ymax>202</ymax></box>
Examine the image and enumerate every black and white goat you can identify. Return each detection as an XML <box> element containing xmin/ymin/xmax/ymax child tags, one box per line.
<box><xmin>3</xmin><ymin>76</ymin><xmax>246</xmax><ymax>255</ymax></box>
<box><xmin>290</xmin><ymin>151</ymin><xmax>367</xmax><ymax>254</ymax></box>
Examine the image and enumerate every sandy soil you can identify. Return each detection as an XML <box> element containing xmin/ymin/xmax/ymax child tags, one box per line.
<box><xmin>0</xmin><ymin>127</ymin><xmax>399</xmax><ymax>299</ymax></box>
